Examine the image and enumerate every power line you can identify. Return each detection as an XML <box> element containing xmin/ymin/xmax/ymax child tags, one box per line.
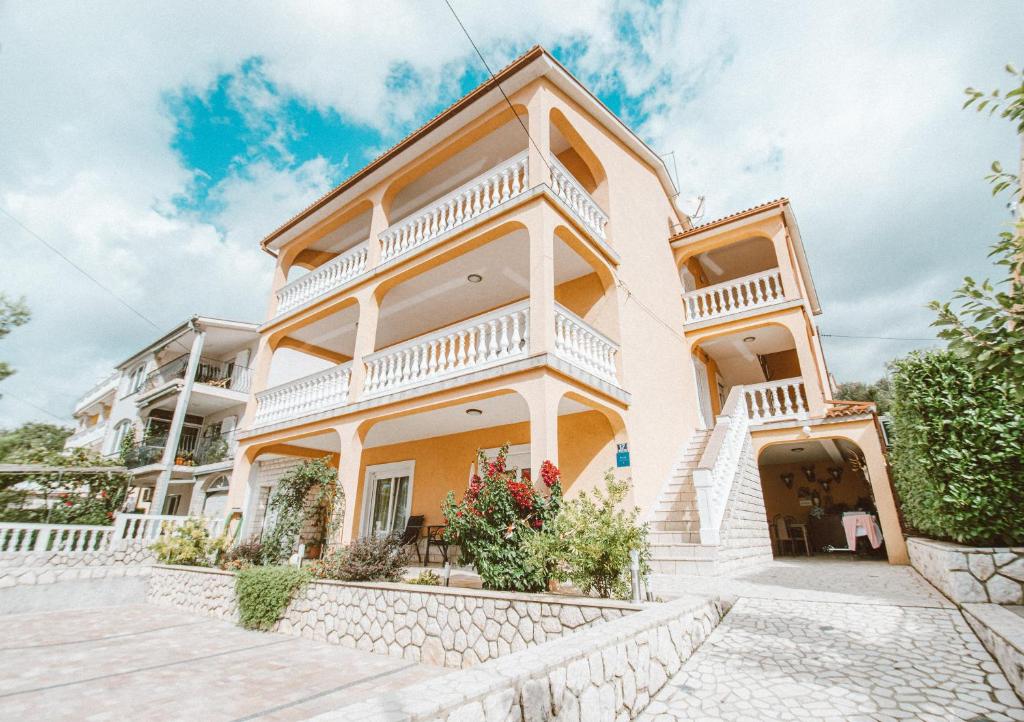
<box><xmin>442</xmin><ymin>0</ymin><xmax>555</xmax><ymax>179</ymax></box>
<box><xmin>0</xmin><ymin>205</ymin><xmax>163</xmax><ymax>333</ymax></box>
<box><xmin>1</xmin><ymin>390</ymin><xmax>70</xmax><ymax>424</ymax></box>
<box><xmin>822</xmin><ymin>333</ymin><xmax>943</xmax><ymax>343</ymax></box>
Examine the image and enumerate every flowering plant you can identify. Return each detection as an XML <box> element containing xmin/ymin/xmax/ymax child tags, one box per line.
<box><xmin>442</xmin><ymin>444</ymin><xmax>562</xmax><ymax>592</ymax></box>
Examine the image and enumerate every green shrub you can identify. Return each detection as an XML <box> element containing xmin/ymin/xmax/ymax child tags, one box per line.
<box><xmin>406</xmin><ymin>569</ymin><xmax>441</xmax><ymax>586</ymax></box>
<box><xmin>527</xmin><ymin>470</ymin><xmax>649</xmax><ymax>599</ymax></box>
<box><xmin>442</xmin><ymin>448</ymin><xmax>562</xmax><ymax>592</ymax></box>
<box><xmin>235</xmin><ymin>565</ymin><xmax>309</xmax><ymax>631</ymax></box>
<box><xmin>308</xmin><ymin>532</ymin><xmax>405</xmax><ymax>582</ymax></box>
<box><xmin>219</xmin><ymin>538</ymin><xmax>265</xmax><ymax>571</ymax></box>
<box><xmin>150</xmin><ymin>518</ymin><xmax>230</xmax><ymax>567</ymax></box>
<box><xmin>890</xmin><ymin>350</ymin><xmax>1024</xmax><ymax>545</ymax></box>
<box><xmin>261</xmin><ymin>457</ymin><xmax>342</xmax><ymax>565</ymax></box>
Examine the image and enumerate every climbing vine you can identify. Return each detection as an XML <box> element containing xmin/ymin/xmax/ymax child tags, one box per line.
<box><xmin>260</xmin><ymin>457</ymin><xmax>343</xmax><ymax>564</ymax></box>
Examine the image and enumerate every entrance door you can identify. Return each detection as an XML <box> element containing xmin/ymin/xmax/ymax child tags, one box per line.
<box><xmin>362</xmin><ymin>462</ymin><xmax>414</xmax><ymax>537</ymax></box>
<box><xmin>692</xmin><ymin>354</ymin><xmax>714</xmax><ymax>429</ymax></box>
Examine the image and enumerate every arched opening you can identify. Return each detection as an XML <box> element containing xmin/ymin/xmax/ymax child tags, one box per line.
<box><xmin>692</xmin><ymin>323</ymin><xmax>806</xmax><ymax>427</ymax></box>
<box><xmin>549</xmin><ymin>108</ymin><xmax>608</xmax><ymax>210</ymax></box>
<box><xmin>678</xmin><ymin>236</ymin><xmax>786</xmax><ymax>323</ymax></box>
<box><xmin>198</xmin><ymin>474</ymin><xmax>230</xmax><ymax>518</ymax></box>
<box><xmin>280</xmin><ymin>201</ymin><xmax>373</xmax><ymax>284</ymax></box>
<box><xmin>241</xmin><ymin>430</ymin><xmax>341</xmax><ymax>558</ymax></box>
<box><xmin>758</xmin><ymin>438</ymin><xmax>886</xmax><ymax>560</ymax></box>
<box><xmin>265</xmin><ymin>301</ymin><xmax>359</xmax><ymax>389</ymax></box>
<box><xmin>556</xmin><ymin>392</ymin><xmax>625</xmax><ymax>499</ymax></box>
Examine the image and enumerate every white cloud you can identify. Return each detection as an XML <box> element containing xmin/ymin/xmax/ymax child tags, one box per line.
<box><xmin>1</xmin><ymin>0</ymin><xmax>1022</xmax><ymax>426</ymax></box>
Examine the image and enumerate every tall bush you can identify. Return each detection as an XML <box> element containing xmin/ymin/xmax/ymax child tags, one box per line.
<box><xmin>527</xmin><ymin>470</ymin><xmax>649</xmax><ymax>599</ymax></box>
<box><xmin>889</xmin><ymin>350</ymin><xmax>1023</xmax><ymax>545</ymax></box>
<box><xmin>442</xmin><ymin>447</ymin><xmax>561</xmax><ymax>592</ymax></box>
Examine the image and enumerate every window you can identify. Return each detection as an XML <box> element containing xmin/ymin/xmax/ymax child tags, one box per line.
<box><xmin>361</xmin><ymin>462</ymin><xmax>414</xmax><ymax>537</ymax></box>
<box><xmin>164</xmin><ymin>494</ymin><xmax>181</xmax><ymax>515</ymax></box>
<box><xmin>110</xmin><ymin>420</ymin><xmax>133</xmax><ymax>455</ymax></box>
<box><xmin>141</xmin><ymin>488</ymin><xmax>153</xmax><ymax>502</ymax></box>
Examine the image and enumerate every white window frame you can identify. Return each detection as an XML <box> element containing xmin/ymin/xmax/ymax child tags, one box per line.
<box><xmin>360</xmin><ymin>461</ymin><xmax>415</xmax><ymax>538</ymax></box>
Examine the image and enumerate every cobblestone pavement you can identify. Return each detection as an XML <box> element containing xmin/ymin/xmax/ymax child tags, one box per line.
<box><xmin>0</xmin><ymin>604</ymin><xmax>443</xmax><ymax>721</ymax></box>
<box><xmin>643</xmin><ymin>559</ymin><xmax>1024</xmax><ymax>721</ymax></box>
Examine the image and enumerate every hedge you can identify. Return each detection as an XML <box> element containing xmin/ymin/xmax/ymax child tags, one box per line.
<box><xmin>889</xmin><ymin>350</ymin><xmax>1023</xmax><ymax>546</ymax></box>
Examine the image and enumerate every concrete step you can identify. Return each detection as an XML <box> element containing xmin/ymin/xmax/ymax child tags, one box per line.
<box><xmin>650</xmin><ymin>520</ymin><xmax>700</xmax><ymax>533</ymax></box>
<box><xmin>652</xmin><ymin>509</ymin><xmax>699</xmax><ymax>520</ymax></box>
<box><xmin>649</xmin><ymin>557</ymin><xmax>719</xmax><ymax>576</ymax></box>
<box><xmin>649</xmin><ymin>543</ymin><xmax>718</xmax><ymax>560</ymax></box>
<box><xmin>654</xmin><ymin>500</ymin><xmax>698</xmax><ymax>512</ymax></box>
<box><xmin>649</xmin><ymin>531</ymin><xmax>702</xmax><ymax>544</ymax></box>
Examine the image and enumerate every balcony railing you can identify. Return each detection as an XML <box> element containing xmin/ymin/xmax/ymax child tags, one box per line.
<box><xmin>275</xmin><ymin>241</ymin><xmax>369</xmax><ymax>316</ymax></box>
<box><xmin>192</xmin><ymin>430</ymin><xmax>236</xmax><ymax>467</ymax></box>
<box><xmin>549</xmin><ymin>156</ymin><xmax>609</xmax><ymax>242</ymax></box>
<box><xmin>363</xmin><ymin>301</ymin><xmax>530</xmax><ymax>398</ymax></box>
<box><xmin>379</xmin><ymin>152</ymin><xmax>529</xmax><ymax>263</ymax></box>
<box><xmin>553</xmin><ymin>304</ymin><xmax>618</xmax><ymax>384</ymax></box>
<box><xmin>682</xmin><ymin>268</ymin><xmax>784</xmax><ymax>324</ymax></box>
<box><xmin>742</xmin><ymin>377</ymin><xmax>808</xmax><ymax>422</ymax></box>
<box><xmin>253</xmin><ymin>363</ymin><xmax>352</xmax><ymax>426</ymax></box>
<box><xmin>67</xmin><ymin>423</ymin><xmax>108</xmax><ymax>448</ymax></box>
<box><xmin>74</xmin><ymin>372</ymin><xmax>118</xmax><ymax>413</ymax></box>
<box><xmin>141</xmin><ymin>354</ymin><xmax>253</xmax><ymax>395</ymax></box>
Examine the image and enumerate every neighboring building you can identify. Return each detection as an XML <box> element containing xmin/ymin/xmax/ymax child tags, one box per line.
<box><xmin>66</xmin><ymin>316</ymin><xmax>259</xmax><ymax>519</ymax></box>
<box><xmin>216</xmin><ymin>45</ymin><xmax>906</xmax><ymax>572</ymax></box>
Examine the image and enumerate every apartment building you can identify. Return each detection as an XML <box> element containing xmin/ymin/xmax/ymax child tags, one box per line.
<box><xmin>67</xmin><ymin>316</ymin><xmax>258</xmax><ymax>519</ymax></box>
<box><xmin>219</xmin><ymin>46</ymin><xmax>906</xmax><ymax>572</ymax></box>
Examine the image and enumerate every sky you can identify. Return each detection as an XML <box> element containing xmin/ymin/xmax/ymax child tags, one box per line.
<box><xmin>1</xmin><ymin>0</ymin><xmax>1022</xmax><ymax>428</ymax></box>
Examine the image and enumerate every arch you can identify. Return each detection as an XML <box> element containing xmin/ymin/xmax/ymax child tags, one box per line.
<box><xmin>556</xmin><ymin>390</ymin><xmax>627</xmax><ymax>499</ymax></box>
<box><xmin>549</xmin><ymin>107</ymin><xmax>608</xmax><ymax>207</ymax></box>
<box><xmin>278</xmin><ymin>198</ymin><xmax>374</xmax><ymax>279</ymax></box>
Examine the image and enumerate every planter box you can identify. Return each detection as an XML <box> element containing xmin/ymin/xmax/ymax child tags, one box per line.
<box><xmin>907</xmin><ymin>536</ymin><xmax>1024</xmax><ymax>604</ymax></box>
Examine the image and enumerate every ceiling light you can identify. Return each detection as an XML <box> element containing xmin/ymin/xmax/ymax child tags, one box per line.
<box><xmin>791</xmin><ymin>447</ymin><xmax>804</xmax><ymax>453</ymax></box>
<box><xmin>467</xmin><ymin>274</ymin><xmax>483</xmax><ymax>283</ymax></box>
<box><xmin>465</xmin><ymin>408</ymin><xmax>483</xmax><ymax>416</ymax></box>
<box><xmin>743</xmin><ymin>336</ymin><xmax>756</xmax><ymax>343</ymax></box>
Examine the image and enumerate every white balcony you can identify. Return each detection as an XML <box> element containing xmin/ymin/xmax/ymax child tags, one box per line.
<box><xmin>275</xmin><ymin>241</ymin><xmax>369</xmax><ymax>316</ymax></box>
<box><xmin>66</xmin><ymin>423</ymin><xmax>108</xmax><ymax>449</ymax></box>
<box><xmin>254</xmin><ymin>363</ymin><xmax>352</xmax><ymax>426</ymax></box>
<box><xmin>73</xmin><ymin>372</ymin><xmax>118</xmax><ymax>414</ymax></box>
<box><xmin>682</xmin><ymin>268</ymin><xmax>784</xmax><ymax>324</ymax></box>
<box><xmin>549</xmin><ymin>156</ymin><xmax>608</xmax><ymax>242</ymax></box>
<box><xmin>742</xmin><ymin>377</ymin><xmax>808</xmax><ymax>422</ymax></box>
<box><xmin>379</xmin><ymin>152</ymin><xmax>530</xmax><ymax>264</ymax></box>
<box><xmin>553</xmin><ymin>304</ymin><xmax>618</xmax><ymax>384</ymax></box>
<box><xmin>363</xmin><ymin>301</ymin><xmax>530</xmax><ymax>398</ymax></box>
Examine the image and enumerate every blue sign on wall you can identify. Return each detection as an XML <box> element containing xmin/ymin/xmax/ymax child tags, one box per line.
<box><xmin>616</xmin><ymin>442</ymin><xmax>630</xmax><ymax>468</ymax></box>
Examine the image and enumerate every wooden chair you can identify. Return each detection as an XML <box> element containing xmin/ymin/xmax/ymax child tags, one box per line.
<box><xmin>773</xmin><ymin>515</ymin><xmax>811</xmax><ymax>556</ymax></box>
<box><xmin>399</xmin><ymin>515</ymin><xmax>425</xmax><ymax>564</ymax></box>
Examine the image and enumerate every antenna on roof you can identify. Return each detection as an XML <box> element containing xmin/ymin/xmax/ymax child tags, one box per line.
<box><xmin>674</xmin><ymin>194</ymin><xmax>706</xmax><ymax>220</ymax></box>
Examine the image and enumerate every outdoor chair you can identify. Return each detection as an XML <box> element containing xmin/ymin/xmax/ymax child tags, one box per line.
<box><xmin>774</xmin><ymin>514</ymin><xmax>810</xmax><ymax>556</ymax></box>
<box><xmin>424</xmin><ymin>524</ymin><xmax>451</xmax><ymax>567</ymax></box>
<box><xmin>400</xmin><ymin>515</ymin><xmax>425</xmax><ymax>564</ymax></box>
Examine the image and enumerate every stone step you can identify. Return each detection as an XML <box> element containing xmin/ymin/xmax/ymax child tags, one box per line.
<box><xmin>650</xmin><ymin>519</ymin><xmax>700</xmax><ymax>532</ymax></box>
<box><xmin>654</xmin><ymin>499</ymin><xmax>698</xmax><ymax>511</ymax></box>
<box><xmin>649</xmin><ymin>531</ymin><xmax>702</xmax><ymax>544</ymax></box>
<box><xmin>649</xmin><ymin>557</ymin><xmax>718</xmax><ymax>576</ymax></box>
<box><xmin>649</xmin><ymin>543</ymin><xmax>718</xmax><ymax>560</ymax></box>
<box><xmin>652</xmin><ymin>509</ymin><xmax>700</xmax><ymax>521</ymax></box>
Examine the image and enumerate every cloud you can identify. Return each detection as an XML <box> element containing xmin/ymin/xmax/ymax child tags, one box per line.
<box><xmin>0</xmin><ymin>0</ymin><xmax>1022</xmax><ymax>427</ymax></box>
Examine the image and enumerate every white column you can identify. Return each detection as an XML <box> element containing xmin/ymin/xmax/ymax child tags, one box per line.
<box><xmin>151</xmin><ymin>321</ymin><xmax>206</xmax><ymax>516</ymax></box>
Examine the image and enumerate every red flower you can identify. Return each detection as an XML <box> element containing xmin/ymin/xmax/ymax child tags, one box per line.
<box><xmin>531</xmin><ymin>518</ymin><xmax>543</xmax><ymax>529</ymax></box>
<box><xmin>540</xmin><ymin>460</ymin><xmax>561</xmax><ymax>488</ymax></box>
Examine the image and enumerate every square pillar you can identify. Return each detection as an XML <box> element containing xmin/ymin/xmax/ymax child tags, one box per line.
<box><xmin>522</xmin><ymin>374</ymin><xmax>562</xmax><ymax>481</ymax></box>
<box><xmin>334</xmin><ymin>422</ymin><xmax>365</xmax><ymax>545</ymax></box>
<box><xmin>366</xmin><ymin>193</ymin><xmax>389</xmax><ymax>270</ymax></box>
<box><xmin>526</xmin><ymin>84</ymin><xmax>551</xmax><ymax>188</ymax></box>
<box><xmin>347</xmin><ymin>289</ymin><xmax>380</xmax><ymax>403</ymax></box>
<box><xmin>527</xmin><ymin>204</ymin><xmax>557</xmax><ymax>356</ymax></box>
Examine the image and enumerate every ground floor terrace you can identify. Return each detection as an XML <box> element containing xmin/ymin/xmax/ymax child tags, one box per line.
<box><xmin>227</xmin><ymin>368</ymin><xmax>646</xmax><ymax>556</ymax></box>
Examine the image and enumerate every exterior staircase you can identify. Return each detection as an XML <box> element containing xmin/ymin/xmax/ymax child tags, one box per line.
<box><xmin>648</xmin><ymin>430</ymin><xmax>721</xmax><ymax>576</ymax></box>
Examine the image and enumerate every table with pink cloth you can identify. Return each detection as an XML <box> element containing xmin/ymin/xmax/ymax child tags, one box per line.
<box><xmin>841</xmin><ymin>512</ymin><xmax>883</xmax><ymax>550</ymax></box>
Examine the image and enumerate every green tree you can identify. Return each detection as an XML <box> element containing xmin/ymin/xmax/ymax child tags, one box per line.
<box><xmin>0</xmin><ymin>294</ymin><xmax>30</xmax><ymax>391</ymax></box>
<box><xmin>833</xmin><ymin>378</ymin><xmax>892</xmax><ymax>414</ymax></box>
<box><xmin>930</xmin><ymin>65</ymin><xmax>1024</xmax><ymax>395</ymax></box>
<box><xmin>0</xmin><ymin>422</ymin><xmax>73</xmax><ymax>463</ymax></box>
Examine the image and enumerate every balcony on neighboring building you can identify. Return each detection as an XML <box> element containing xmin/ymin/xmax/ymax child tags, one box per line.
<box><xmin>136</xmin><ymin>353</ymin><xmax>252</xmax><ymax>412</ymax></box>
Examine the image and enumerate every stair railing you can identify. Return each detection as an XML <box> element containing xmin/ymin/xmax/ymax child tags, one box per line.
<box><xmin>692</xmin><ymin>386</ymin><xmax>751</xmax><ymax>545</ymax></box>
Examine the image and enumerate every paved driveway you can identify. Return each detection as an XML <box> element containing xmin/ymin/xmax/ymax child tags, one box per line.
<box><xmin>0</xmin><ymin>604</ymin><xmax>442</xmax><ymax>721</ymax></box>
<box><xmin>645</xmin><ymin>559</ymin><xmax>1024</xmax><ymax>721</ymax></box>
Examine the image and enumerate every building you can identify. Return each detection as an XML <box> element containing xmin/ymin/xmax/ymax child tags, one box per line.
<box><xmin>67</xmin><ymin>316</ymin><xmax>259</xmax><ymax>519</ymax></box>
<box><xmin>216</xmin><ymin>45</ymin><xmax>905</xmax><ymax>572</ymax></box>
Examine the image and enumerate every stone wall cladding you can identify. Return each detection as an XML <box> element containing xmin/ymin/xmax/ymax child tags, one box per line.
<box><xmin>0</xmin><ymin>543</ymin><xmax>154</xmax><ymax>588</ymax></box>
<box><xmin>310</xmin><ymin>594</ymin><xmax>724</xmax><ymax>722</ymax></box>
<box><xmin>146</xmin><ymin>565</ymin><xmax>642</xmax><ymax>668</ymax></box>
<box><xmin>907</xmin><ymin>536</ymin><xmax>1024</xmax><ymax>604</ymax></box>
<box><xmin>962</xmin><ymin>603</ymin><xmax>1024</xmax><ymax>702</ymax></box>
<box><xmin>716</xmin><ymin>435</ymin><xmax>774</xmax><ymax>574</ymax></box>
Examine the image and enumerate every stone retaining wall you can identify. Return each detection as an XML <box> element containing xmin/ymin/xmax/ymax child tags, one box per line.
<box><xmin>962</xmin><ymin>603</ymin><xmax>1024</xmax><ymax>702</ymax></box>
<box><xmin>146</xmin><ymin>565</ymin><xmax>642</xmax><ymax>668</ymax></box>
<box><xmin>907</xmin><ymin>537</ymin><xmax>1024</xmax><ymax>604</ymax></box>
<box><xmin>0</xmin><ymin>544</ymin><xmax>154</xmax><ymax>588</ymax></box>
<box><xmin>310</xmin><ymin>594</ymin><xmax>723</xmax><ymax>721</ymax></box>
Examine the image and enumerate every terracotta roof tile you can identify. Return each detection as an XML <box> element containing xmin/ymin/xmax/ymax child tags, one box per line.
<box><xmin>825</xmin><ymin>400</ymin><xmax>876</xmax><ymax>418</ymax></box>
<box><xmin>670</xmin><ymin>198</ymin><xmax>789</xmax><ymax>241</ymax></box>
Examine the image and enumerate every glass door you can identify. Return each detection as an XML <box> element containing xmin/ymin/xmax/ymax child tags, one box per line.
<box><xmin>364</xmin><ymin>464</ymin><xmax>413</xmax><ymax>536</ymax></box>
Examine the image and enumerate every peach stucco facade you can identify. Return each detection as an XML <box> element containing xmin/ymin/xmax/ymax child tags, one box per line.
<box><xmin>221</xmin><ymin>46</ymin><xmax>905</xmax><ymax>567</ymax></box>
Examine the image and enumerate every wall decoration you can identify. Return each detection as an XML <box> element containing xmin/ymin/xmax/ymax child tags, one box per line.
<box><xmin>780</xmin><ymin>472</ymin><xmax>794</xmax><ymax>489</ymax></box>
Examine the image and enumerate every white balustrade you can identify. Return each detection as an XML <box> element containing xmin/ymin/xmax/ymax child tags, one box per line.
<box><xmin>275</xmin><ymin>241</ymin><xmax>369</xmax><ymax>316</ymax></box>
<box><xmin>692</xmin><ymin>386</ymin><xmax>752</xmax><ymax>545</ymax></box>
<box><xmin>553</xmin><ymin>304</ymin><xmax>619</xmax><ymax>384</ymax></box>
<box><xmin>682</xmin><ymin>268</ymin><xmax>785</xmax><ymax>323</ymax></box>
<box><xmin>253</xmin><ymin>363</ymin><xmax>352</xmax><ymax>426</ymax></box>
<box><xmin>743</xmin><ymin>377</ymin><xmax>808</xmax><ymax>422</ymax></box>
<box><xmin>66</xmin><ymin>423</ymin><xmax>108</xmax><ymax>449</ymax></box>
<box><xmin>380</xmin><ymin>152</ymin><xmax>529</xmax><ymax>262</ymax></box>
<box><xmin>363</xmin><ymin>301</ymin><xmax>530</xmax><ymax>398</ymax></box>
<box><xmin>549</xmin><ymin>156</ymin><xmax>609</xmax><ymax>242</ymax></box>
<box><xmin>111</xmin><ymin>513</ymin><xmax>224</xmax><ymax>547</ymax></box>
<box><xmin>74</xmin><ymin>371</ymin><xmax>119</xmax><ymax>413</ymax></box>
<box><xmin>0</xmin><ymin>522</ymin><xmax>113</xmax><ymax>552</ymax></box>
